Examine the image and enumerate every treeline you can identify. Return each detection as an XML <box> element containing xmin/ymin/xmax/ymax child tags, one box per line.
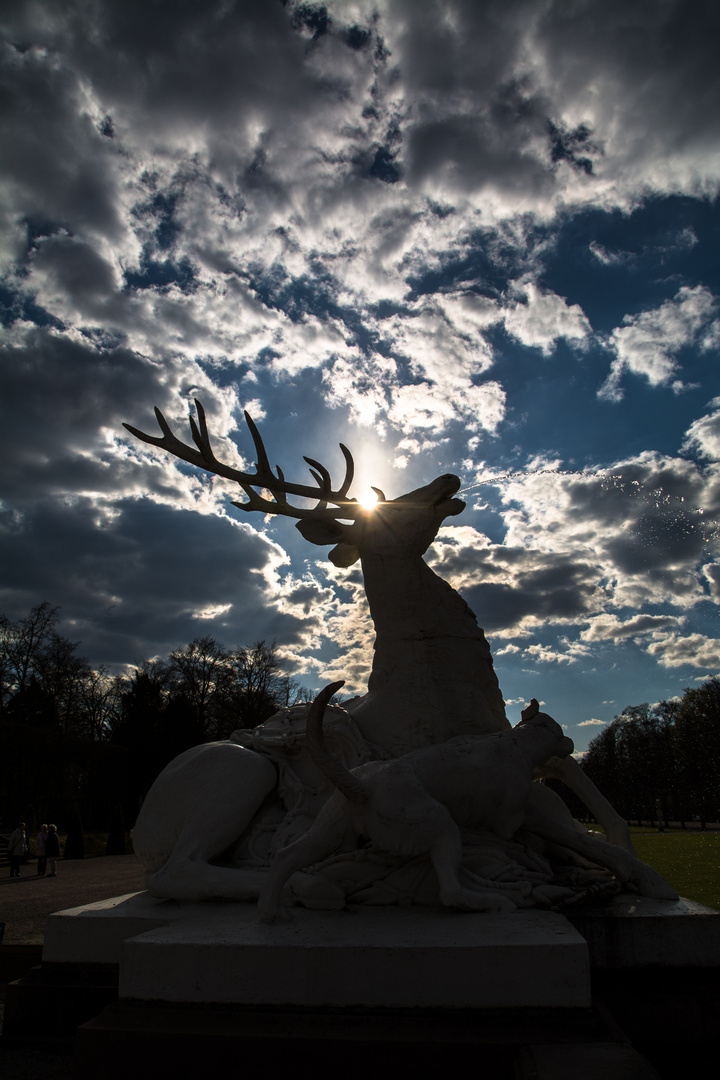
<box><xmin>1</xmin><ymin>602</ymin><xmax>312</xmax><ymax>834</ymax></box>
<box><xmin>581</xmin><ymin>680</ymin><xmax>720</xmax><ymax>827</ymax></box>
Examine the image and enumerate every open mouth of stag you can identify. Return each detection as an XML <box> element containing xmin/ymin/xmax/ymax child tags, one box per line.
<box><xmin>409</xmin><ymin>474</ymin><xmax>465</xmax><ymax>518</ymax></box>
<box><xmin>434</xmin><ymin>475</ymin><xmax>465</xmax><ymax>517</ymax></box>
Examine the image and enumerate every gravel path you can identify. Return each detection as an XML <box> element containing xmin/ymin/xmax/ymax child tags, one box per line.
<box><xmin>0</xmin><ymin>854</ymin><xmax>145</xmax><ymax>945</ymax></box>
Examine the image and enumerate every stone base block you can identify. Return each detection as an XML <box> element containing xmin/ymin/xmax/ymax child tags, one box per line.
<box><xmin>76</xmin><ymin>1000</ymin><xmax>660</xmax><ymax>1080</ymax></box>
<box><xmin>76</xmin><ymin>993</ymin><xmax>669</xmax><ymax>1080</ymax></box>
<box><xmin>41</xmin><ymin>890</ymin><xmax>196</xmax><ymax>964</ymax></box>
<box><xmin>3</xmin><ymin>960</ymin><xmax>119</xmax><ymax>1041</ymax></box>
<box><xmin>118</xmin><ymin>904</ymin><xmax>590</xmax><ymax>1009</ymax></box>
<box><xmin>566</xmin><ymin>894</ymin><xmax>720</xmax><ymax>967</ymax></box>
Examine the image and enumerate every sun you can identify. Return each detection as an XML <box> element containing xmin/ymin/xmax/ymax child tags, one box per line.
<box><xmin>358</xmin><ymin>488</ymin><xmax>380</xmax><ymax>511</ymax></box>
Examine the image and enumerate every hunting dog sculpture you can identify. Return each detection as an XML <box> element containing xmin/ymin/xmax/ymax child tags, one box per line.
<box><xmin>258</xmin><ymin>685</ymin><xmax>677</xmax><ymax>921</ymax></box>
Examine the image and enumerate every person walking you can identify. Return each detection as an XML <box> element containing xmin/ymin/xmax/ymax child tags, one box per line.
<box><xmin>45</xmin><ymin>824</ymin><xmax>61</xmax><ymax>876</ymax></box>
<box><xmin>36</xmin><ymin>824</ymin><xmax>49</xmax><ymax>876</ymax></box>
<box><xmin>8</xmin><ymin>820</ymin><xmax>28</xmax><ymax>878</ymax></box>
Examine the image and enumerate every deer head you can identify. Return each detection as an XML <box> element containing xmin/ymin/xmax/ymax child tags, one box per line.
<box><xmin>297</xmin><ymin>475</ymin><xmax>465</xmax><ymax>566</ymax></box>
<box><xmin>123</xmin><ymin>402</ymin><xmax>465</xmax><ymax>567</ymax></box>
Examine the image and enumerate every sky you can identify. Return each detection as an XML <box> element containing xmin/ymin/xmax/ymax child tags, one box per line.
<box><xmin>2</xmin><ymin>0</ymin><xmax>720</xmax><ymax>751</ymax></box>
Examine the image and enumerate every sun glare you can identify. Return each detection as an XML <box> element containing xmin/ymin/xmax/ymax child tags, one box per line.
<box><xmin>358</xmin><ymin>489</ymin><xmax>379</xmax><ymax>511</ymax></box>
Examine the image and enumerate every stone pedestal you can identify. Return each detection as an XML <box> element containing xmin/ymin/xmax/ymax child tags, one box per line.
<box><xmin>116</xmin><ymin>902</ymin><xmax>590</xmax><ymax>1009</ymax></box>
<box><xmin>565</xmin><ymin>893</ymin><xmax>720</xmax><ymax>967</ymax></box>
<box><xmin>4</xmin><ymin>891</ymin><xmax>719</xmax><ymax>1079</ymax></box>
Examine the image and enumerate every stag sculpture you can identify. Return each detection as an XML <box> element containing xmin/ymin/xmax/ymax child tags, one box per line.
<box><xmin>126</xmin><ymin>402</ymin><xmax>639</xmax><ymax>906</ymax></box>
<box><xmin>125</xmin><ymin>403</ymin><xmax>506</xmax><ymax>756</ymax></box>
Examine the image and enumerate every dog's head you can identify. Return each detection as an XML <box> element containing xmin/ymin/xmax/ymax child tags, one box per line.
<box><xmin>517</xmin><ymin>698</ymin><xmax>574</xmax><ymax>758</ymax></box>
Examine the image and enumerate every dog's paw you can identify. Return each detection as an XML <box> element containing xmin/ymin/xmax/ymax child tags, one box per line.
<box><xmin>484</xmin><ymin>893</ymin><xmax>518</xmax><ymax>914</ymax></box>
<box><xmin>441</xmin><ymin>886</ymin><xmax>517</xmax><ymax>913</ymax></box>
<box><xmin>629</xmin><ymin>863</ymin><xmax>678</xmax><ymax>901</ymax></box>
<box><xmin>290</xmin><ymin>871</ymin><xmax>346</xmax><ymax>910</ymax></box>
<box><xmin>257</xmin><ymin>905</ymin><xmax>291</xmax><ymax>925</ymax></box>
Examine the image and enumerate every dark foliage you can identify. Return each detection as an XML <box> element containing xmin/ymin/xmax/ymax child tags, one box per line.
<box><xmin>105</xmin><ymin>804</ymin><xmax>128</xmax><ymax>855</ymax></box>
<box><xmin>581</xmin><ymin>680</ymin><xmax>720</xmax><ymax>825</ymax></box>
<box><xmin>63</xmin><ymin>806</ymin><xmax>85</xmax><ymax>859</ymax></box>
<box><xmin>1</xmin><ymin>604</ymin><xmax>306</xmax><ymax>832</ymax></box>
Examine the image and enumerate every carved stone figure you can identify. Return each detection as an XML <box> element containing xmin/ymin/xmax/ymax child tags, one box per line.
<box><xmin>258</xmin><ymin>687</ymin><xmax>677</xmax><ymax>921</ymax></box>
<box><xmin>126</xmin><ymin>404</ymin><xmax>667</xmax><ymax>908</ymax></box>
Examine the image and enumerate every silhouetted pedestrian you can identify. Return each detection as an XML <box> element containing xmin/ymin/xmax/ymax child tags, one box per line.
<box><xmin>36</xmin><ymin>824</ymin><xmax>48</xmax><ymax>876</ymax></box>
<box><xmin>8</xmin><ymin>821</ymin><xmax>28</xmax><ymax>878</ymax></box>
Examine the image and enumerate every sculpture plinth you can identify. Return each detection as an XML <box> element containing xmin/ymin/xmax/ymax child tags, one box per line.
<box><xmin>7</xmin><ymin>888</ymin><xmax>716</xmax><ymax>1079</ymax></box>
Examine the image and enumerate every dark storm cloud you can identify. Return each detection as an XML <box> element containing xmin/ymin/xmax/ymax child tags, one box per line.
<box><xmin>535</xmin><ymin>0</ymin><xmax>720</xmax><ymax>149</ymax></box>
<box><xmin>0</xmin><ymin>325</ymin><xmax>241</xmax><ymax>525</ymax></box>
<box><xmin>388</xmin><ymin>0</ymin><xmax>720</xmax><ymax>201</ymax></box>
<box><xmin>2</xmin><ymin>0</ymin><xmax>360</xmax><ymax>160</ymax></box>
<box><xmin>0</xmin><ymin>38</ymin><xmax>123</xmax><ymax>240</ymax></box>
<box><xmin>0</xmin><ymin>329</ymin><xmax>172</xmax><ymax>500</ymax></box>
<box><xmin>0</xmin><ymin>494</ymin><xmax>285</xmax><ymax>667</ymax></box>
<box><xmin>75</xmin><ymin>1</ymin><xmax>315</xmax><ymax>126</ymax></box>
<box><xmin>464</xmin><ymin>565</ymin><xmax>601</xmax><ymax>633</ymax></box>
<box><xmin>564</xmin><ymin>462</ymin><xmax>715</xmax><ymax>572</ymax></box>
<box><xmin>430</xmin><ymin>536</ymin><xmax>603</xmax><ymax>631</ymax></box>
<box><xmin>406</xmin><ymin>114</ymin><xmax>553</xmax><ymax>198</ymax></box>
<box><xmin>30</xmin><ymin>235</ymin><xmax>118</xmax><ymax>308</ymax></box>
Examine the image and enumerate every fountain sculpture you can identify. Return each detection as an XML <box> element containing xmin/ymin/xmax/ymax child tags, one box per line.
<box><xmin>125</xmin><ymin>404</ymin><xmax>676</xmax><ymax>913</ymax></box>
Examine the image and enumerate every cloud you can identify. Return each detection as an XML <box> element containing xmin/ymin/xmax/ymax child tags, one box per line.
<box><xmin>524</xmin><ymin>639</ymin><xmax>591</xmax><ymax>665</ymax></box>
<box><xmin>577</xmin><ymin>718</ymin><xmax>606</xmax><ymax>726</ymax></box>
<box><xmin>502</xmin><ymin>280</ymin><xmax>591</xmax><ymax>355</ymax></box>
<box><xmin>646</xmin><ymin>632</ymin><xmax>720</xmax><ymax>670</ymax></box>
<box><xmin>581</xmin><ymin>613</ymin><xmax>680</xmax><ymax>643</ymax></box>
<box><xmin>0</xmin><ymin>494</ymin><xmax>291</xmax><ymax>667</ymax></box>
<box><xmin>589</xmin><ymin>242</ymin><xmax>626</xmax><ymax>267</ymax></box>
<box><xmin>704</xmin><ymin>564</ymin><xmax>720</xmax><ymax>603</ymax></box>
<box><xmin>0</xmin><ymin>323</ymin><xmax>243</xmax><ymax>511</ymax></box>
<box><xmin>496</xmin><ymin>643</ymin><xmax>520</xmax><ymax>656</ymax></box>
<box><xmin>683</xmin><ymin>398</ymin><xmax>720</xmax><ymax>461</ymax></box>
<box><xmin>599</xmin><ymin>286</ymin><xmax>719</xmax><ymax>401</ymax></box>
<box><xmin>382</xmin><ymin>0</ymin><xmax>720</xmax><ymax>212</ymax></box>
<box><xmin>2</xmin><ymin>0</ymin><xmax>718</xmax><ymax>468</ymax></box>
<box><xmin>425</xmin><ymin>449</ymin><xmax>720</xmax><ymax>667</ymax></box>
<box><xmin>497</xmin><ymin>453</ymin><xmax>719</xmax><ymax>608</ymax></box>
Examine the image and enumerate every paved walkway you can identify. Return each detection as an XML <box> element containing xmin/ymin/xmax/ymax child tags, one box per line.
<box><xmin>0</xmin><ymin>855</ymin><xmax>145</xmax><ymax>945</ymax></box>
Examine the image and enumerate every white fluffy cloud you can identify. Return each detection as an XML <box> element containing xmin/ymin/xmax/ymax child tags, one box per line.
<box><xmin>503</xmin><ymin>280</ymin><xmax>591</xmax><ymax>355</ymax></box>
<box><xmin>647</xmin><ymin>632</ymin><xmax>720</xmax><ymax>670</ymax></box>
<box><xmin>600</xmin><ymin>286</ymin><xmax>719</xmax><ymax>401</ymax></box>
<box><xmin>683</xmin><ymin>398</ymin><xmax>720</xmax><ymax>461</ymax></box>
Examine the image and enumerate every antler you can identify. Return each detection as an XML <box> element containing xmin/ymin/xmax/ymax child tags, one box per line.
<box><xmin>123</xmin><ymin>401</ymin><xmax>357</xmax><ymax>518</ymax></box>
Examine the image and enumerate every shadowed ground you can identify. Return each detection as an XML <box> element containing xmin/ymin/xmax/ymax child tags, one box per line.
<box><xmin>0</xmin><ymin>854</ymin><xmax>145</xmax><ymax>946</ymax></box>
<box><xmin>0</xmin><ymin>855</ymin><xmax>145</xmax><ymax>1080</ymax></box>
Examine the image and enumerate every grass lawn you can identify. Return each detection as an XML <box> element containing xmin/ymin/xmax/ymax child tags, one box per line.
<box><xmin>20</xmin><ymin>827</ymin><xmax>720</xmax><ymax>910</ymax></box>
<box><xmin>628</xmin><ymin>829</ymin><xmax>720</xmax><ymax>910</ymax></box>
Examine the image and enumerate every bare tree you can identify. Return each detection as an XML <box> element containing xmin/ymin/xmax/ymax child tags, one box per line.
<box><xmin>1</xmin><ymin>601</ymin><xmax>60</xmax><ymax>707</ymax></box>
